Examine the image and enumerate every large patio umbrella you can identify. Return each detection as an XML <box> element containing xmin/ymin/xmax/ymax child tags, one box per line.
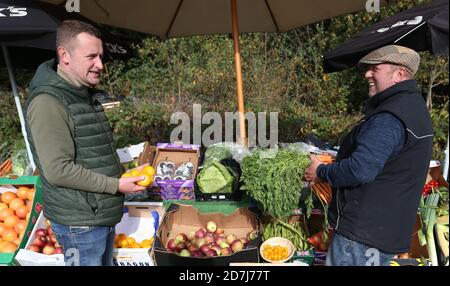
<box><xmin>322</xmin><ymin>0</ymin><xmax>449</xmax><ymax>180</ymax></box>
<box><xmin>1</xmin><ymin>0</ymin><xmax>134</xmax><ymax>169</ymax></box>
<box><xmin>323</xmin><ymin>0</ymin><xmax>448</xmax><ymax>72</ymax></box>
<box><xmin>40</xmin><ymin>0</ymin><xmax>387</xmax><ymax>144</ymax></box>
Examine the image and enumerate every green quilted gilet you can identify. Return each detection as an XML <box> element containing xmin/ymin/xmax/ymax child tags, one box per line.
<box><xmin>25</xmin><ymin>59</ymin><xmax>124</xmax><ymax>226</ymax></box>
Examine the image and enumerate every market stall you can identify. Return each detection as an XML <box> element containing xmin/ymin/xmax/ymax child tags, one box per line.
<box><xmin>0</xmin><ymin>140</ymin><xmax>449</xmax><ymax>266</ymax></box>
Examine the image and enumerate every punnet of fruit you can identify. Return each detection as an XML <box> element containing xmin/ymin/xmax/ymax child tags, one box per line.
<box><xmin>25</xmin><ymin>218</ymin><xmax>63</xmax><ymax>255</ymax></box>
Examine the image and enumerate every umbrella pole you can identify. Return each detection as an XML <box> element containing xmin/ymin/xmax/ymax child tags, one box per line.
<box><xmin>2</xmin><ymin>45</ymin><xmax>36</xmax><ymax>171</ymax></box>
<box><xmin>444</xmin><ymin>134</ymin><xmax>449</xmax><ymax>181</ymax></box>
<box><xmin>231</xmin><ymin>0</ymin><xmax>247</xmax><ymax>146</ymax></box>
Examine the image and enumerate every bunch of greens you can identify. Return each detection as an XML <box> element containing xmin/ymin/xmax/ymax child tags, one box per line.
<box><xmin>262</xmin><ymin>217</ymin><xmax>311</xmax><ymax>251</ymax></box>
<box><xmin>241</xmin><ymin>148</ymin><xmax>310</xmax><ymax>218</ymax></box>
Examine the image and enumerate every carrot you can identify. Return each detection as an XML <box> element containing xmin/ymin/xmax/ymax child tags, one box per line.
<box><xmin>313</xmin><ymin>182</ymin><xmax>333</xmax><ymax>204</ymax></box>
<box><xmin>0</xmin><ymin>159</ymin><xmax>12</xmax><ymax>176</ymax></box>
<box><xmin>317</xmin><ymin>155</ymin><xmax>333</xmax><ymax>164</ymax></box>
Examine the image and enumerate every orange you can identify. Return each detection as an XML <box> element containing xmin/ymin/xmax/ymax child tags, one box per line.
<box><xmin>131</xmin><ymin>242</ymin><xmax>140</xmax><ymax>248</ymax></box>
<box><xmin>118</xmin><ymin>239</ymin><xmax>129</xmax><ymax>248</ymax></box>
<box><xmin>4</xmin><ymin>215</ymin><xmax>19</xmax><ymax>228</ymax></box>
<box><xmin>0</xmin><ymin>241</ymin><xmax>18</xmax><ymax>253</ymax></box>
<box><xmin>0</xmin><ymin>222</ymin><xmax>6</xmax><ymax>236</ymax></box>
<box><xmin>0</xmin><ymin>203</ymin><xmax>8</xmax><ymax>211</ymax></box>
<box><xmin>26</xmin><ymin>189</ymin><xmax>35</xmax><ymax>201</ymax></box>
<box><xmin>2</xmin><ymin>228</ymin><xmax>18</xmax><ymax>242</ymax></box>
<box><xmin>15</xmin><ymin>205</ymin><xmax>28</xmax><ymax>219</ymax></box>
<box><xmin>126</xmin><ymin>237</ymin><xmax>136</xmax><ymax>245</ymax></box>
<box><xmin>0</xmin><ymin>241</ymin><xmax>17</xmax><ymax>253</ymax></box>
<box><xmin>14</xmin><ymin>220</ymin><xmax>27</xmax><ymax>234</ymax></box>
<box><xmin>13</xmin><ymin>238</ymin><xmax>21</xmax><ymax>246</ymax></box>
<box><xmin>0</xmin><ymin>208</ymin><xmax>15</xmax><ymax>222</ymax></box>
<box><xmin>1</xmin><ymin>192</ymin><xmax>17</xmax><ymax>204</ymax></box>
<box><xmin>26</xmin><ymin>200</ymin><xmax>33</xmax><ymax>212</ymax></box>
<box><xmin>9</xmin><ymin>198</ymin><xmax>25</xmax><ymax>211</ymax></box>
<box><xmin>142</xmin><ymin>166</ymin><xmax>156</xmax><ymax>177</ymax></box>
<box><xmin>16</xmin><ymin>187</ymin><xmax>30</xmax><ymax>200</ymax></box>
<box><xmin>137</xmin><ymin>173</ymin><xmax>153</xmax><ymax>187</ymax></box>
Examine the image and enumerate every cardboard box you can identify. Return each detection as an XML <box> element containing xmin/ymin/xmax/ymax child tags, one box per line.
<box><xmin>154</xmin><ymin>204</ymin><xmax>261</xmax><ymax>266</ymax></box>
<box><xmin>116</xmin><ymin>142</ymin><xmax>156</xmax><ymax>167</ymax></box>
<box><xmin>152</xmin><ymin>143</ymin><xmax>200</xmax><ymax>200</ymax></box>
<box><xmin>0</xmin><ymin>176</ymin><xmax>43</xmax><ymax>266</ymax></box>
<box><xmin>113</xmin><ymin>202</ymin><xmax>164</xmax><ymax>266</ymax></box>
<box><xmin>15</xmin><ymin>212</ymin><xmax>64</xmax><ymax>266</ymax></box>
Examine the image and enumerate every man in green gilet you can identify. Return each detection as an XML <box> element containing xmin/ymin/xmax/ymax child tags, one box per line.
<box><xmin>25</xmin><ymin>20</ymin><xmax>146</xmax><ymax>266</ymax></box>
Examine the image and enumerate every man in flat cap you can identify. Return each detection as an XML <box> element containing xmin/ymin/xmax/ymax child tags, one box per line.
<box><xmin>305</xmin><ymin>45</ymin><xmax>433</xmax><ymax>266</ymax></box>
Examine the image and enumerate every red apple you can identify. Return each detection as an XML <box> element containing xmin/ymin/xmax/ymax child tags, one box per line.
<box><xmin>187</xmin><ymin>243</ymin><xmax>199</xmax><ymax>253</ymax></box>
<box><xmin>191</xmin><ymin>250</ymin><xmax>203</xmax><ymax>257</ymax></box>
<box><xmin>205</xmin><ymin>232</ymin><xmax>215</xmax><ymax>244</ymax></box>
<box><xmin>200</xmin><ymin>244</ymin><xmax>210</xmax><ymax>254</ymax></box>
<box><xmin>27</xmin><ymin>245</ymin><xmax>41</xmax><ymax>253</ymax></box>
<box><xmin>195</xmin><ymin>238</ymin><xmax>207</xmax><ymax>248</ymax></box>
<box><xmin>175</xmin><ymin>242</ymin><xmax>186</xmax><ymax>253</ymax></box>
<box><xmin>210</xmin><ymin>244</ymin><xmax>221</xmax><ymax>256</ymax></box>
<box><xmin>187</xmin><ymin>231</ymin><xmax>196</xmax><ymax>242</ymax></box>
<box><xmin>35</xmin><ymin>228</ymin><xmax>48</xmax><ymax>238</ymax></box>
<box><xmin>167</xmin><ymin>239</ymin><xmax>177</xmax><ymax>252</ymax></box>
<box><xmin>175</xmin><ymin>233</ymin><xmax>187</xmax><ymax>244</ymax></box>
<box><xmin>53</xmin><ymin>247</ymin><xmax>63</xmax><ymax>254</ymax></box>
<box><xmin>231</xmin><ymin>239</ymin><xmax>244</xmax><ymax>253</ymax></box>
<box><xmin>32</xmin><ymin>236</ymin><xmax>47</xmax><ymax>248</ymax></box>
<box><xmin>42</xmin><ymin>244</ymin><xmax>55</xmax><ymax>255</ymax></box>
<box><xmin>205</xmin><ymin>249</ymin><xmax>217</xmax><ymax>257</ymax></box>
<box><xmin>215</xmin><ymin>236</ymin><xmax>226</xmax><ymax>246</ymax></box>
<box><xmin>195</xmin><ymin>228</ymin><xmax>206</xmax><ymax>239</ymax></box>
<box><xmin>220</xmin><ymin>246</ymin><xmax>232</xmax><ymax>256</ymax></box>
<box><xmin>215</xmin><ymin>228</ymin><xmax>225</xmax><ymax>236</ymax></box>
<box><xmin>226</xmin><ymin>234</ymin><xmax>237</xmax><ymax>245</ymax></box>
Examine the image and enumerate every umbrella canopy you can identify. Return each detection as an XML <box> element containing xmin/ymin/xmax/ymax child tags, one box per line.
<box><xmin>323</xmin><ymin>0</ymin><xmax>449</xmax><ymax>73</ymax></box>
<box><xmin>40</xmin><ymin>0</ymin><xmax>384</xmax><ymax>38</ymax></box>
<box><xmin>40</xmin><ymin>0</ymin><xmax>383</xmax><ymax>144</ymax></box>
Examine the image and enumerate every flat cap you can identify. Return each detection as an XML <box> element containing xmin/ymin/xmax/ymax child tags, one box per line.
<box><xmin>359</xmin><ymin>45</ymin><xmax>420</xmax><ymax>76</ymax></box>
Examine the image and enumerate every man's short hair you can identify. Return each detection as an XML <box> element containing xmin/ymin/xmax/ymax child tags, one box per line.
<box><xmin>56</xmin><ymin>20</ymin><xmax>102</xmax><ymax>54</ymax></box>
